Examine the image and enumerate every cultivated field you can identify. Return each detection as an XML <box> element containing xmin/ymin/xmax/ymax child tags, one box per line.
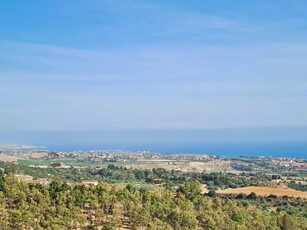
<box><xmin>120</xmin><ymin>160</ymin><xmax>232</xmax><ymax>172</ymax></box>
<box><xmin>29</xmin><ymin>151</ymin><xmax>49</xmax><ymax>159</ymax></box>
<box><xmin>217</xmin><ymin>186</ymin><xmax>307</xmax><ymax>198</ymax></box>
<box><xmin>0</xmin><ymin>154</ymin><xmax>19</xmax><ymax>162</ymax></box>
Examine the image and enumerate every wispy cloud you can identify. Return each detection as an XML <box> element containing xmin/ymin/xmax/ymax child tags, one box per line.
<box><xmin>2</xmin><ymin>41</ymin><xmax>307</xmax><ymax>83</ymax></box>
<box><xmin>1</xmin><ymin>0</ymin><xmax>307</xmax><ymax>132</ymax></box>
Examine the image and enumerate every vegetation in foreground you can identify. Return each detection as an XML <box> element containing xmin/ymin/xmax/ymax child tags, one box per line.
<box><xmin>0</xmin><ymin>172</ymin><xmax>307</xmax><ymax>230</ymax></box>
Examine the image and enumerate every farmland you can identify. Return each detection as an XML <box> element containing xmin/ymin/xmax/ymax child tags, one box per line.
<box><xmin>0</xmin><ymin>153</ymin><xmax>19</xmax><ymax>162</ymax></box>
<box><xmin>0</xmin><ymin>150</ymin><xmax>307</xmax><ymax>229</ymax></box>
<box><xmin>217</xmin><ymin>186</ymin><xmax>307</xmax><ymax>198</ymax></box>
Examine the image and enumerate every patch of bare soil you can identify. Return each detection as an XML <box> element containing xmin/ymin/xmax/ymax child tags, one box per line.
<box><xmin>30</xmin><ymin>151</ymin><xmax>48</xmax><ymax>159</ymax></box>
<box><xmin>0</xmin><ymin>154</ymin><xmax>19</xmax><ymax>162</ymax></box>
<box><xmin>217</xmin><ymin>186</ymin><xmax>307</xmax><ymax>198</ymax></box>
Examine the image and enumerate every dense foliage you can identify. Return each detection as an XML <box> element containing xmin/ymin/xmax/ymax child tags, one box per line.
<box><xmin>3</xmin><ymin>162</ymin><xmax>274</xmax><ymax>190</ymax></box>
<box><xmin>288</xmin><ymin>181</ymin><xmax>307</xmax><ymax>192</ymax></box>
<box><xmin>221</xmin><ymin>193</ymin><xmax>307</xmax><ymax>218</ymax></box>
<box><xmin>0</xmin><ymin>173</ymin><xmax>307</xmax><ymax>230</ymax></box>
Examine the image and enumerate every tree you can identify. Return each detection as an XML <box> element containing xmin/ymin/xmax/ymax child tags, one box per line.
<box><xmin>247</xmin><ymin>192</ymin><xmax>257</xmax><ymax>199</ymax></box>
<box><xmin>207</xmin><ymin>189</ymin><xmax>216</xmax><ymax>197</ymax></box>
<box><xmin>177</xmin><ymin>181</ymin><xmax>202</xmax><ymax>200</ymax></box>
<box><xmin>278</xmin><ymin>212</ymin><xmax>298</xmax><ymax>230</ymax></box>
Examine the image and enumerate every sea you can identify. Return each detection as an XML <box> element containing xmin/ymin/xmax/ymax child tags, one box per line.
<box><xmin>47</xmin><ymin>142</ymin><xmax>307</xmax><ymax>159</ymax></box>
<box><xmin>1</xmin><ymin>128</ymin><xmax>306</xmax><ymax>158</ymax></box>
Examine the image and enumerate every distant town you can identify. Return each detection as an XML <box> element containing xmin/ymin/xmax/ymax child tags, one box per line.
<box><xmin>1</xmin><ymin>146</ymin><xmax>306</xmax><ymax>191</ymax></box>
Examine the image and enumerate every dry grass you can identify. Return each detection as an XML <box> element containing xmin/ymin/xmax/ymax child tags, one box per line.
<box><xmin>217</xmin><ymin>186</ymin><xmax>307</xmax><ymax>198</ymax></box>
<box><xmin>0</xmin><ymin>154</ymin><xmax>19</xmax><ymax>162</ymax></box>
<box><xmin>121</xmin><ymin>160</ymin><xmax>231</xmax><ymax>173</ymax></box>
<box><xmin>30</xmin><ymin>151</ymin><xmax>48</xmax><ymax>159</ymax></box>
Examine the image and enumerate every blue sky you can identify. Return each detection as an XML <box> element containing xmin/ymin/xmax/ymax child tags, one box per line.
<box><xmin>1</xmin><ymin>1</ymin><xmax>307</xmax><ymax>152</ymax></box>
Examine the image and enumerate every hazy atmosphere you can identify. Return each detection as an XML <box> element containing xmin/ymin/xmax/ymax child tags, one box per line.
<box><xmin>1</xmin><ymin>1</ymin><xmax>307</xmax><ymax>155</ymax></box>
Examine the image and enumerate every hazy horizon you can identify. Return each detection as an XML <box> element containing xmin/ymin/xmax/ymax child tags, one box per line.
<box><xmin>1</xmin><ymin>126</ymin><xmax>307</xmax><ymax>157</ymax></box>
<box><xmin>1</xmin><ymin>1</ymin><xmax>307</xmax><ymax>157</ymax></box>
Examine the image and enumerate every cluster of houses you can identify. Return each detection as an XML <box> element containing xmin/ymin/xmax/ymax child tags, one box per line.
<box><xmin>13</xmin><ymin>174</ymin><xmax>99</xmax><ymax>186</ymax></box>
<box><xmin>271</xmin><ymin>158</ymin><xmax>307</xmax><ymax>171</ymax></box>
<box><xmin>13</xmin><ymin>174</ymin><xmax>49</xmax><ymax>185</ymax></box>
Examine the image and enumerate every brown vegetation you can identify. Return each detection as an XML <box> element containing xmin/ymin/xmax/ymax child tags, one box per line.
<box><xmin>217</xmin><ymin>186</ymin><xmax>307</xmax><ymax>198</ymax></box>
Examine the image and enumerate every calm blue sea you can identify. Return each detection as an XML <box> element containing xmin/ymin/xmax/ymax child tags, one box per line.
<box><xmin>1</xmin><ymin>128</ymin><xmax>307</xmax><ymax>158</ymax></box>
<box><xmin>48</xmin><ymin>142</ymin><xmax>307</xmax><ymax>158</ymax></box>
